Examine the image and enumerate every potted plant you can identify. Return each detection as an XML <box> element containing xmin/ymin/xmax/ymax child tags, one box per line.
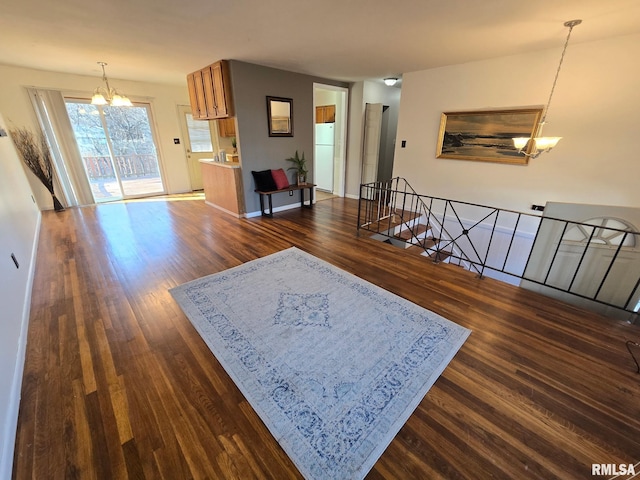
<box><xmin>231</xmin><ymin>136</ymin><xmax>237</xmax><ymax>153</ymax></box>
<box><xmin>286</xmin><ymin>150</ymin><xmax>308</xmax><ymax>185</ymax></box>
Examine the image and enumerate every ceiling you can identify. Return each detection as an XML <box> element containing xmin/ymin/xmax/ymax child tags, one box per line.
<box><xmin>1</xmin><ymin>0</ymin><xmax>639</xmax><ymax>86</ymax></box>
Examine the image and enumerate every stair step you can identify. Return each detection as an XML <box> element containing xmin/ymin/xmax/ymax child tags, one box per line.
<box><xmin>416</xmin><ymin>237</ymin><xmax>438</xmax><ymax>249</ymax></box>
<box><xmin>359</xmin><ymin>206</ymin><xmax>422</xmax><ymax>231</ymax></box>
<box><xmin>396</xmin><ymin>223</ymin><xmax>428</xmax><ymax>240</ymax></box>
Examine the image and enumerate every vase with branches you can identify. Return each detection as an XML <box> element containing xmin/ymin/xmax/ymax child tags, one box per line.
<box><xmin>286</xmin><ymin>150</ymin><xmax>308</xmax><ymax>185</ymax></box>
<box><xmin>9</xmin><ymin>126</ymin><xmax>64</xmax><ymax>211</ymax></box>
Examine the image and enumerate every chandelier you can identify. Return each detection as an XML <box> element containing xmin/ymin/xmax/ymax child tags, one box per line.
<box><xmin>91</xmin><ymin>62</ymin><xmax>133</xmax><ymax>107</ymax></box>
<box><xmin>513</xmin><ymin>19</ymin><xmax>581</xmax><ymax>158</ymax></box>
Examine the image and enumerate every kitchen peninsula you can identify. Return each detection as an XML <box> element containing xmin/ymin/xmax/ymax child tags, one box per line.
<box><xmin>200</xmin><ymin>159</ymin><xmax>245</xmax><ymax>217</ymax></box>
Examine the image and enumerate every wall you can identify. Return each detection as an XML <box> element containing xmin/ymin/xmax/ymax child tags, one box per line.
<box><xmin>0</xmin><ymin>64</ymin><xmax>193</xmax><ymax>209</ymax></box>
<box><xmin>0</xmin><ymin>114</ymin><xmax>40</xmax><ymax>479</ymax></box>
<box><xmin>345</xmin><ymin>81</ymin><xmax>402</xmax><ymax>198</ymax></box>
<box><xmin>393</xmin><ymin>33</ymin><xmax>640</xmax><ymax>213</ymax></box>
<box><xmin>228</xmin><ymin>61</ymin><xmax>348</xmax><ymax>216</ymax></box>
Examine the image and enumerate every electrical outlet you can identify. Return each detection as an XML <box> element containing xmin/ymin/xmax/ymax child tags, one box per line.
<box><xmin>11</xmin><ymin>253</ymin><xmax>19</xmax><ymax>269</ymax></box>
<box><xmin>289</xmin><ymin>191</ymin><xmax>293</xmax><ymax>196</ymax></box>
<box><xmin>401</xmin><ymin>140</ymin><xmax>406</xmax><ymax>148</ymax></box>
<box><xmin>531</xmin><ymin>205</ymin><xmax>545</xmax><ymax>212</ymax></box>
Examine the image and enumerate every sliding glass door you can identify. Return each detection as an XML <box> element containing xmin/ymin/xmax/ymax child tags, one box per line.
<box><xmin>65</xmin><ymin>101</ymin><xmax>165</xmax><ymax>202</ymax></box>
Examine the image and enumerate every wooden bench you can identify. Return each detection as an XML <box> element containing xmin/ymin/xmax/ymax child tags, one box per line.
<box><xmin>255</xmin><ymin>183</ymin><xmax>315</xmax><ymax>217</ymax></box>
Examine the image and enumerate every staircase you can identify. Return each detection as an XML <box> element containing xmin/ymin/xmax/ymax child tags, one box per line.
<box><xmin>359</xmin><ymin>184</ymin><xmax>466</xmax><ymax>269</ymax></box>
<box><xmin>357</xmin><ymin>177</ymin><xmax>640</xmax><ymax>319</ymax></box>
<box><xmin>391</xmin><ymin>217</ymin><xmax>456</xmax><ymax>263</ymax></box>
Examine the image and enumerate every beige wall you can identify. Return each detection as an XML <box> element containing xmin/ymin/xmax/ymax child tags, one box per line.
<box><xmin>393</xmin><ymin>33</ymin><xmax>640</xmax><ymax>212</ymax></box>
<box><xmin>0</xmin><ymin>64</ymin><xmax>193</xmax><ymax>209</ymax></box>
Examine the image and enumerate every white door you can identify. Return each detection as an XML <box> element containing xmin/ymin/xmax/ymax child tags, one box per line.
<box><xmin>178</xmin><ymin>105</ymin><xmax>216</xmax><ymax>191</ymax></box>
<box><xmin>522</xmin><ymin>202</ymin><xmax>640</xmax><ymax>320</ymax></box>
<box><xmin>361</xmin><ymin>103</ymin><xmax>383</xmax><ymax>186</ymax></box>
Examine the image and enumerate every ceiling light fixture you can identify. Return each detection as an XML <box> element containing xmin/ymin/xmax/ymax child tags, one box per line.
<box><xmin>513</xmin><ymin>19</ymin><xmax>581</xmax><ymax>159</ymax></box>
<box><xmin>91</xmin><ymin>62</ymin><xmax>133</xmax><ymax>107</ymax></box>
<box><xmin>384</xmin><ymin>77</ymin><xmax>398</xmax><ymax>86</ymax></box>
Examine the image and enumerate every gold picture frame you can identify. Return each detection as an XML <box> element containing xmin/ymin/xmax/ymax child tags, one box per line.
<box><xmin>436</xmin><ymin>108</ymin><xmax>543</xmax><ymax>165</ymax></box>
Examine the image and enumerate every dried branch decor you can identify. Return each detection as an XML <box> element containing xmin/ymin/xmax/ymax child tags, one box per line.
<box><xmin>9</xmin><ymin>126</ymin><xmax>64</xmax><ymax>211</ymax></box>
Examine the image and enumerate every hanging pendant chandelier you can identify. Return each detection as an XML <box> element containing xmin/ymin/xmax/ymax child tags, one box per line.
<box><xmin>513</xmin><ymin>19</ymin><xmax>581</xmax><ymax>159</ymax></box>
<box><xmin>91</xmin><ymin>62</ymin><xmax>133</xmax><ymax>107</ymax></box>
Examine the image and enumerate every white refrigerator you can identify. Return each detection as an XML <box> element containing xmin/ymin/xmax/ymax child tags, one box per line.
<box><xmin>315</xmin><ymin>123</ymin><xmax>334</xmax><ymax>192</ymax></box>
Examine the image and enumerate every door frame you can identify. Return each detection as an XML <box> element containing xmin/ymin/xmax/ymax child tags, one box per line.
<box><xmin>313</xmin><ymin>83</ymin><xmax>348</xmax><ymax>197</ymax></box>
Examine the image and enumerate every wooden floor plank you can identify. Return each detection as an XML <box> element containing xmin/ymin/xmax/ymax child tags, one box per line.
<box><xmin>12</xmin><ymin>196</ymin><xmax>640</xmax><ymax>479</ymax></box>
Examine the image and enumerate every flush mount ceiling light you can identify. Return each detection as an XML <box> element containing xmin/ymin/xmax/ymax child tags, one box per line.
<box><xmin>513</xmin><ymin>19</ymin><xmax>582</xmax><ymax>159</ymax></box>
<box><xmin>91</xmin><ymin>62</ymin><xmax>133</xmax><ymax>107</ymax></box>
<box><xmin>384</xmin><ymin>77</ymin><xmax>398</xmax><ymax>86</ymax></box>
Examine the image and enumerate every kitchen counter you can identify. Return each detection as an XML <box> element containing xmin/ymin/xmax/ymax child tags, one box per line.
<box><xmin>199</xmin><ymin>159</ymin><xmax>240</xmax><ymax>169</ymax></box>
<box><xmin>200</xmin><ymin>160</ymin><xmax>245</xmax><ymax>217</ymax></box>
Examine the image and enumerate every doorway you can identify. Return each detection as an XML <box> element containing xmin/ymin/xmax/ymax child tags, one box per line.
<box><xmin>65</xmin><ymin>100</ymin><xmax>166</xmax><ymax>202</ymax></box>
<box><xmin>178</xmin><ymin>105</ymin><xmax>220</xmax><ymax>191</ymax></box>
<box><xmin>313</xmin><ymin>84</ymin><xmax>348</xmax><ymax>197</ymax></box>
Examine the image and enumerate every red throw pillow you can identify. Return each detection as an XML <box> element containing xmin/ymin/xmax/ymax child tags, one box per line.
<box><xmin>271</xmin><ymin>168</ymin><xmax>290</xmax><ymax>190</ymax></box>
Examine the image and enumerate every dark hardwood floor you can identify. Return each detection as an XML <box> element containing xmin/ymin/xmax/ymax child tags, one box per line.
<box><xmin>13</xmin><ymin>196</ymin><xmax>640</xmax><ymax>479</ymax></box>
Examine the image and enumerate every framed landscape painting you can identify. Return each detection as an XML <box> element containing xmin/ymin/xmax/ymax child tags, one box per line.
<box><xmin>436</xmin><ymin>108</ymin><xmax>543</xmax><ymax>165</ymax></box>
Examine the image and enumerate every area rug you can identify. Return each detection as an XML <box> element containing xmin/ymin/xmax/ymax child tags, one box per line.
<box><xmin>170</xmin><ymin>247</ymin><xmax>470</xmax><ymax>479</ymax></box>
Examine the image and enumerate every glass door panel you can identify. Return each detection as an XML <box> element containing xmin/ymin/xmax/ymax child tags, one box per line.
<box><xmin>65</xmin><ymin>102</ymin><xmax>122</xmax><ymax>202</ymax></box>
<box><xmin>102</xmin><ymin>105</ymin><xmax>165</xmax><ymax>197</ymax></box>
<box><xmin>65</xmin><ymin>100</ymin><xmax>166</xmax><ymax>202</ymax></box>
<box><xmin>186</xmin><ymin>113</ymin><xmax>213</xmax><ymax>152</ymax></box>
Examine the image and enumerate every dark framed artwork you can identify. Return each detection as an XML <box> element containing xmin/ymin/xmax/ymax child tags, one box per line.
<box><xmin>266</xmin><ymin>96</ymin><xmax>293</xmax><ymax>137</ymax></box>
<box><xmin>436</xmin><ymin>108</ymin><xmax>543</xmax><ymax>165</ymax></box>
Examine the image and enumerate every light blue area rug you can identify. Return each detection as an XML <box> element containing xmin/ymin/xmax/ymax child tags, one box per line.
<box><xmin>170</xmin><ymin>247</ymin><xmax>470</xmax><ymax>479</ymax></box>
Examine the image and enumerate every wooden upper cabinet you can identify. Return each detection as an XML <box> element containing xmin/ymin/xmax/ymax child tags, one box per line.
<box><xmin>218</xmin><ymin>117</ymin><xmax>236</xmax><ymax>137</ymax></box>
<box><xmin>187</xmin><ymin>60</ymin><xmax>234</xmax><ymax>120</ymax></box>
<box><xmin>186</xmin><ymin>72</ymin><xmax>201</xmax><ymax>118</ymax></box>
<box><xmin>200</xmin><ymin>67</ymin><xmax>217</xmax><ymax>118</ymax></box>
<box><xmin>315</xmin><ymin>104</ymin><xmax>336</xmax><ymax>123</ymax></box>
<box><xmin>210</xmin><ymin>61</ymin><xmax>232</xmax><ymax>118</ymax></box>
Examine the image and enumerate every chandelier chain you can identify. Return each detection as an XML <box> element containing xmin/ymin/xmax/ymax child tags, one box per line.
<box><xmin>541</xmin><ymin>22</ymin><xmax>579</xmax><ymax>124</ymax></box>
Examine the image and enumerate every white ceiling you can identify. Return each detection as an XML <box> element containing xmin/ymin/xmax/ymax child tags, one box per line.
<box><xmin>1</xmin><ymin>0</ymin><xmax>639</xmax><ymax>86</ymax></box>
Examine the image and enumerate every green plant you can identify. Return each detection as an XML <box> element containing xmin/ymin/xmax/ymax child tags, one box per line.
<box><xmin>231</xmin><ymin>136</ymin><xmax>237</xmax><ymax>149</ymax></box>
<box><xmin>286</xmin><ymin>150</ymin><xmax>308</xmax><ymax>178</ymax></box>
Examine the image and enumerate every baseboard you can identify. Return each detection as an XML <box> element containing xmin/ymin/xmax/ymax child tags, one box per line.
<box><xmin>0</xmin><ymin>211</ymin><xmax>41</xmax><ymax>480</ymax></box>
<box><xmin>245</xmin><ymin>201</ymin><xmax>313</xmax><ymax>218</ymax></box>
<box><xmin>204</xmin><ymin>200</ymin><xmax>243</xmax><ymax>218</ymax></box>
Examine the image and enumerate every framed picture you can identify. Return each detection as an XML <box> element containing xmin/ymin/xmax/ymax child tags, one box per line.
<box><xmin>266</xmin><ymin>96</ymin><xmax>293</xmax><ymax>137</ymax></box>
<box><xmin>436</xmin><ymin>108</ymin><xmax>543</xmax><ymax>165</ymax></box>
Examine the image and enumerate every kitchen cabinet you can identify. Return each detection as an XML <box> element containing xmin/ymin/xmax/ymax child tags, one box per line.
<box><xmin>187</xmin><ymin>60</ymin><xmax>234</xmax><ymax>120</ymax></box>
<box><xmin>315</xmin><ymin>104</ymin><xmax>336</xmax><ymax>123</ymax></box>
<box><xmin>218</xmin><ymin>117</ymin><xmax>236</xmax><ymax>137</ymax></box>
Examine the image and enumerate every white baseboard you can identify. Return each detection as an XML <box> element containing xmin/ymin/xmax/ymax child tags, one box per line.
<box><xmin>245</xmin><ymin>201</ymin><xmax>313</xmax><ymax>218</ymax></box>
<box><xmin>0</xmin><ymin>212</ymin><xmax>41</xmax><ymax>480</ymax></box>
<box><xmin>204</xmin><ymin>201</ymin><xmax>243</xmax><ymax>218</ymax></box>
